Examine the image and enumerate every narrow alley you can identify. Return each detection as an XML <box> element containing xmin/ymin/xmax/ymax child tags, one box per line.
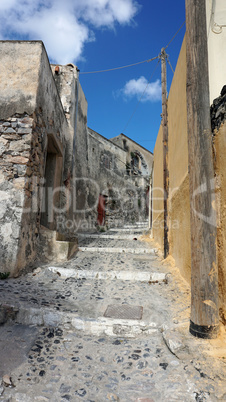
<box><xmin>0</xmin><ymin>225</ymin><xmax>225</xmax><ymax>402</ymax></box>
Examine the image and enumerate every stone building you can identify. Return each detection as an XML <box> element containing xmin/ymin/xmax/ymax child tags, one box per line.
<box><xmin>0</xmin><ymin>40</ymin><xmax>153</xmax><ymax>277</ymax></box>
<box><xmin>0</xmin><ymin>41</ymin><xmax>74</xmax><ymax>277</ymax></box>
<box><xmin>87</xmin><ymin>129</ymin><xmax>153</xmax><ymax>228</ymax></box>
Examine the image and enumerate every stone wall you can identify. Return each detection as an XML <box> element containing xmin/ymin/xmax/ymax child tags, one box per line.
<box><xmin>0</xmin><ymin>114</ymin><xmax>34</xmax><ymax>275</ymax></box>
<box><xmin>0</xmin><ymin>40</ymin><xmax>153</xmax><ymax>276</ymax></box>
<box><xmin>0</xmin><ymin>41</ymin><xmax>70</xmax><ymax>276</ymax></box>
<box><xmin>87</xmin><ymin>128</ymin><xmax>150</xmax><ymax>228</ymax></box>
<box><xmin>206</xmin><ymin>0</ymin><xmax>226</xmax><ymax>103</ymax></box>
<box><xmin>110</xmin><ymin>133</ymin><xmax>153</xmax><ymax>177</ymax></box>
<box><xmin>50</xmin><ymin>64</ymin><xmax>91</xmax><ymax>233</ymax></box>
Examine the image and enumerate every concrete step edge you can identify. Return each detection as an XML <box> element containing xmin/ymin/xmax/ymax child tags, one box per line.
<box><xmin>12</xmin><ymin>306</ymin><xmax>159</xmax><ymax>338</ymax></box>
<box><xmin>78</xmin><ymin>247</ymin><xmax>157</xmax><ymax>254</ymax></box>
<box><xmin>48</xmin><ymin>267</ymin><xmax>168</xmax><ymax>282</ymax></box>
<box><xmin>78</xmin><ymin>234</ymin><xmax>143</xmax><ymax>240</ymax></box>
<box><xmin>0</xmin><ymin>304</ymin><xmax>160</xmax><ymax>338</ymax></box>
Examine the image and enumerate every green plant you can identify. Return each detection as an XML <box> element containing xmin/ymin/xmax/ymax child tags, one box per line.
<box><xmin>0</xmin><ymin>272</ymin><xmax>10</xmax><ymax>280</ymax></box>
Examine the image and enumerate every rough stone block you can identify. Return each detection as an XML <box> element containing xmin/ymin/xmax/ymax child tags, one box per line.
<box><xmin>5</xmin><ymin>128</ymin><xmax>16</xmax><ymax>133</ymax></box>
<box><xmin>18</xmin><ymin>128</ymin><xmax>32</xmax><ymax>135</ymax></box>
<box><xmin>9</xmin><ymin>141</ymin><xmax>30</xmax><ymax>152</ymax></box>
<box><xmin>4</xmin><ymin>155</ymin><xmax>29</xmax><ymax>164</ymax></box>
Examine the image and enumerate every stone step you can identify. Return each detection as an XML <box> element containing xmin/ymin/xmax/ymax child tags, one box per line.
<box><xmin>78</xmin><ymin>247</ymin><xmax>156</xmax><ymax>254</ymax></box>
<box><xmin>123</xmin><ymin>226</ymin><xmax>148</xmax><ymax>229</ymax></box>
<box><xmin>10</xmin><ymin>306</ymin><xmax>159</xmax><ymax>338</ymax></box>
<box><xmin>108</xmin><ymin>228</ymin><xmax>145</xmax><ymax>233</ymax></box>
<box><xmin>124</xmin><ymin>222</ymin><xmax>148</xmax><ymax>227</ymax></box>
<box><xmin>39</xmin><ymin>226</ymin><xmax>78</xmax><ymax>263</ymax></box>
<box><xmin>71</xmin><ymin>316</ymin><xmax>159</xmax><ymax>337</ymax></box>
<box><xmin>0</xmin><ymin>265</ymin><xmax>168</xmax><ymax>338</ymax></box>
<box><xmin>48</xmin><ymin>267</ymin><xmax>167</xmax><ymax>282</ymax></box>
<box><xmin>78</xmin><ymin>233</ymin><xmax>142</xmax><ymax>240</ymax></box>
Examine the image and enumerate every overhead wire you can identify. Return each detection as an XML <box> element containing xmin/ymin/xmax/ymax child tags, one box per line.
<box><xmin>80</xmin><ymin>21</ymin><xmax>185</xmax><ymax>76</ymax></box>
<box><xmin>79</xmin><ymin>56</ymin><xmax>158</xmax><ymax>75</ymax></box>
<box><xmin>121</xmin><ymin>20</ymin><xmax>186</xmax><ymax>135</ymax></box>
<box><xmin>79</xmin><ymin>20</ymin><xmax>185</xmax><ymax>142</ymax></box>
<box><xmin>166</xmin><ymin>56</ymin><xmax>175</xmax><ymax>74</ymax></box>
<box><xmin>163</xmin><ymin>20</ymin><xmax>186</xmax><ymax>50</ymax></box>
<box><xmin>121</xmin><ymin>59</ymin><xmax>161</xmax><ymax>134</ymax></box>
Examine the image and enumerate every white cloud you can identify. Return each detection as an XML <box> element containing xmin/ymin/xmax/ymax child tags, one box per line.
<box><xmin>78</xmin><ymin>0</ymin><xmax>139</xmax><ymax>27</ymax></box>
<box><xmin>121</xmin><ymin>76</ymin><xmax>162</xmax><ymax>102</ymax></box>
<box><xmin>0</xmin><ymin>0</ymin><xmax>139</xmax><ymax>64</ymax></box>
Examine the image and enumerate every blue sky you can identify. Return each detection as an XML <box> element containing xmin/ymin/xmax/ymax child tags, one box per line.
<box><xmin>0</xmin><ymin>0</ymin><xmax>186</xmax><ymax>153</ymax></box>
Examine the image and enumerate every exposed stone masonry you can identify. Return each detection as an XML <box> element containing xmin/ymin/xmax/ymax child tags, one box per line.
<box><xmin>0</xmin><ymin>110</ymin><xmax>63</xmax><ymax>275</ymax></box>
<box><xmin>0</xmin><ymin>113</ymin><xmax>34</xmax><ymax>274</ymax></box>
<box><xmin>211</xmin><ymin>87</ymin><xmax>226</xmax><ymax>132</ymax></box>
<box><xmin>0</xmin><ymin>41</ymin><xmax>153</xmax><ymax>276</ymax></box>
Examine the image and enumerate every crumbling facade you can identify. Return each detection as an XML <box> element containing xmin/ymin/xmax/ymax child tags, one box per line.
<box><xmin>0</xmin><ymin>41</ymin><xmax>72</xmax><ymax>277</ymax></box>
<box><xmin>0</xmin><ymin>40</ymin><xmax>153</xmax><ymax>277</ymax></box>
<box><xmin>88</xmin><ymin>129</ymin><xmax>153</xmax><ymax>228</ymax></box>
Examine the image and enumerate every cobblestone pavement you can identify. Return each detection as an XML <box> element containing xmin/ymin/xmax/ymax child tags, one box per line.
<box><xmin>0</xmin><ymin>229</ymin><xmax>226</xmax><ymax>401</ymax></box>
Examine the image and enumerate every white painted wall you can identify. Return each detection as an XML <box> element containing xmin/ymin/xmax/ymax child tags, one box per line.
<box><xmin>206</xmin><ymin>0</ymin><xmax>226</xmax><ymax>103</ymax></box>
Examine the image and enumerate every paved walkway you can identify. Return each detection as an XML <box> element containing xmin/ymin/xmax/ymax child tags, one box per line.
<box><xmin>0</xmin><ymin>227</ymin><xmax>226</xmax><ymax>401</ymax></box>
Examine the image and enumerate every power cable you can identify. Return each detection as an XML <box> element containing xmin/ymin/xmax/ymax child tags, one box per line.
<box><xmin>166</xmin><ymin>56</ymin><xmax>175</xmax><ymax>74</ymax></box>
<box><xmin>120</xmin><ymin>19</ymin><xmax>185</xmax><ymax>136</ymax></box>
<box><xmin>80</xmin><ymin>20</ymin><xmax>185</xmax><ymax>148</ymax></box>
<box><xmin>80</xmin><ymin>56</ymin><xmax>158</xmax><ymax>75</ymax></box>
<box><xmin>121</xmin><ymin>59</ymin><xmax>161</xmax><ymax>134</ymax></box>
<box><xmin>164</xmin><ymin>21</ymin><xmax>186</xmax><ymax>50</ymax></box>
<box><xmin>80</xmin><ymin>21</ymin><xmax>185</xmax><ymax>76</ymax></box>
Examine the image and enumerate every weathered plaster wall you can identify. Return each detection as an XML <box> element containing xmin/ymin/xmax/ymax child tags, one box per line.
<box><xmin>51</xmin><ymin>64</ymin><xmax>89</xmax><ymax>230</ymax></box>
<box><xmin>51</xmin><ymin>64</ymin><xmax>88</xmax><ymax>178</ymax></box>
<box><xmin>152</xmin><ymin>37</ymin><xmax>191</xmax><ymax>282</ymax></box>
<box><xmin>152</xmin><ymin>125</ymin><xmax>164</xmax><ymax>250</ymax></box>
<box><xmin>0</xmin><ymin>41</ymin><xmax>70</xmax><ymax>276</ymax></box>
<box><xmin>152</xmin><ymin>27</ymin><xmax>226</xmax><ymax>318</ymax></box>
<box><xmin>167</xmin><ymin>37</ymin><xmax>191</xmax><ymax>283</ymax></box>
<box><xmin>212</xmin><ymin>116</ymin><xmax>226</xmax><ymax>322</ymax></box>
<box><xmin>206</xmin><ymin>0</ymin><xmax>226</xmax><ymax>103</ymax></box>
<box><xmin>168</xmin><ymin>37</ymin><xmax>188</xmax><ymax>191</ymax></box>
<box><xmin>0</xmin><ymin>41</ymin><xmax>41</xmax><ymax>119</ymax></box>
<box><xmin>169</xmin><ymin>175</ymin><xmax>191</xmax><ymax>284</ymax></box>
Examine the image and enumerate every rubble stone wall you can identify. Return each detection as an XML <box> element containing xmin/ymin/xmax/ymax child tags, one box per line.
<box><xmin>110</xmin><ymin>133</ymin><xmax>153</xmax><ymax>176</ymax></box>
<box><xmin>87</xmin><ymin>129</ymin><xmax>149</xmax><ymax>228</ymax></box>
<box><xmin>0</xmin><ymin>41</ymin><xmax>70</xmax><ymax>276</ymax></box>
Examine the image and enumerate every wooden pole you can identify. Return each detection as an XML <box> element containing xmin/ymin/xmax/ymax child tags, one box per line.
<box><xmin>161</xmin><ymin>48</ymin><xmax>169</xmax><ymax>259</ymax></box>
<box><xmin>185</xmin><ymin>0</ymin><xmax>219</xmax><ymax>338</ymax></box>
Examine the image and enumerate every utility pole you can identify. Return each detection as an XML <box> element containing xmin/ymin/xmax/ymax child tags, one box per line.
<box><xmin>186</xmin><ymin>0</ymin><xmax>219</xmax><ymax>338</ymax></box>
<box><xmin>161</xmin><ymin>48</ymin><xmax>169</xmax><ymax>259</ymax></box>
